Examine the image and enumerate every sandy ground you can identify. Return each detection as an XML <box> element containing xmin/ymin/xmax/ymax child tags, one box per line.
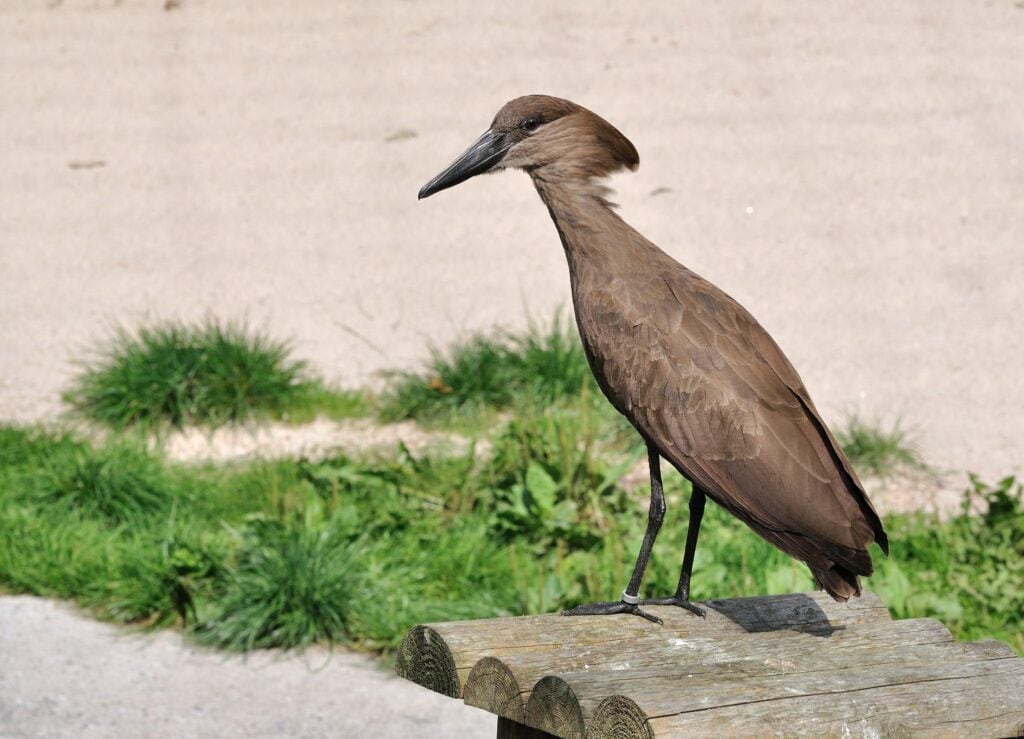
<box><xmin>2</xmin><ymin>0</ymin><xmax>1023</xmax><ymax>736</ymax></box>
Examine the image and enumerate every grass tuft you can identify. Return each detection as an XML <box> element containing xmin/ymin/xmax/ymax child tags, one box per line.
<box><xmin>64</xmin><ymin>320</ymin><xmax>369</xmax><ymax>429</ymax></box>
<box><xmin>194</xmin><ymin>518</ymin><xmax>357</xmax><ymax>651</ymax></box>
<box><xmin>378</xmin><ymin>313</ymin><xmax>593</xmax><ymax>427</ymax></box>
<box><xmin>837</xmin><ymin>416</ymin><xmax>924</xmax><ymax>478</ymax></box>
<box><xmin>35</xmin><ymin>441</ymin><xmax>175</xmax><ymax>524</ymax></box>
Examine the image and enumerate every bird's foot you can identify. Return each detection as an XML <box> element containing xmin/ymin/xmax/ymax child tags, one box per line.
<box><xmin>639</xmin><ymin>595</ymin><xmax>706</xmax><ymax>619</ymax></box>
<box><xmin>562</xmin><ymin>600</ymin><xmax>663</xmax><ymax>625</ymax></box>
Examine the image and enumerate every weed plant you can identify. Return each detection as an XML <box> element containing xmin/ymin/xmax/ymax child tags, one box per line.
<box><xmin>872</xmin><ymin>475</ymin><xmax>1024</xmax><ymax>653</ymax></box>
<box><xmin>483</xmin><ymin>393</ymin><xmax>640</xmax><ymax>550</ymax></box>
<box><xmin>64</xmin><ymin>320</ymin><xmax>368</xmax><ymax>429</ymax></box>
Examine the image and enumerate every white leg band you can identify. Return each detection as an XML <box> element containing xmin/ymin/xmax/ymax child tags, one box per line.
<box><xmin>621</xmin><ymin>591</ymin><xmax>639</xmax><ymax>605</ymax></box>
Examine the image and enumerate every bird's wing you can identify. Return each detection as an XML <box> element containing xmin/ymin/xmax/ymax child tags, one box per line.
<box><xmin>582</xmin><ymin>265</ymin><xmax>883</xmax><ymax>554</ymax></box>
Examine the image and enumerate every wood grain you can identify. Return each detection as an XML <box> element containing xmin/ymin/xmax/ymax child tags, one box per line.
<box><xmin>395</xmin><ymin>592</ymin><xmax>1024</xmax><ymax>737</ymax></box>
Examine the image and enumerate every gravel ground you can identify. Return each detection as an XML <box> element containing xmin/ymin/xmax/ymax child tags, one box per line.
<box><xmin>2</xmin><ymin>1</ymin><xmax>1022</xmax><ymax>736</ymax></box>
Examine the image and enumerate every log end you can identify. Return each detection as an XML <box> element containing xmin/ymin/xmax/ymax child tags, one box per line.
<box><xmin>589</xmin><ymin>694</ymin><xmax>653</xmax><ymax>739</ymax></box>
<box><xmin>525</xmin><ymin>675</ymin><xmax>585</xmax><ymax>739</ymax></box>
<box><xmin>464</xmin><ymin>656</ymin><xmax>526</xmax><ymax>723</ymax></box>
<box><xmin>395</xmin><ymin>625</ymin><xmax>460</xmax><ymax>698</ymax></box>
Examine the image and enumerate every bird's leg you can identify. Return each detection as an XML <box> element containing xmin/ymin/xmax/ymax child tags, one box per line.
<box><xmin>640</xmin><ymin>485</ymin><xmax>706</xmax><ymax>618</ymax></box>
<box><xmin>563</xmin><ymin>443</ymin><xmax>665</xmax><ymax>624</ymax></box>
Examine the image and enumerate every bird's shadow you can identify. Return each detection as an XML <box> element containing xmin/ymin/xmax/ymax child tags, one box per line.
<box><xmin>702</xmin><ymin>592</ymin><xmax>840</xmax><ymax>638</ymax></box>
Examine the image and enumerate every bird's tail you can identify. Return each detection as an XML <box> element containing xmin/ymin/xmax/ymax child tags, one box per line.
<box><xmin>812</xmin><ymin>564</ymin><xmax>862</xmax><ymax>602</ymax></box>
<box><xmin>805</xmin><ymin>535</ymin><xmax>878</xmax><ymax>601</ymax></box>
<box><xmin>764</xmin><ymin>528</ymin><xmax>875</xmax><ymax>602</ymax></box>
<box><xmin>724</xmin><ymin>506</ymin><xmax>879</xmax><ymax>602</ymax></box>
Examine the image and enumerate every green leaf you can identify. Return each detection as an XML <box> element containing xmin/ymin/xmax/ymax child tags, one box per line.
<box><xmin>525</xmin><ymin>462</ymin><xmax>558</xmax><ymax>514</ymax></box>
<box><xmin>303</xmin><ymin>483</ymin><xmax>326</xmax><ymax>530</ymax></box>
<box><xmin>550</xmin><ymin>500</ymin><xmax>579</xmax><ymax>530</ymax></box>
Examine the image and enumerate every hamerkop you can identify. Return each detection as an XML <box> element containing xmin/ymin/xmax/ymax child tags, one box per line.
<box><xmin>418</xmin><ymin>95</ymin><xmax>889</xmax><ymax>623</ymax></box>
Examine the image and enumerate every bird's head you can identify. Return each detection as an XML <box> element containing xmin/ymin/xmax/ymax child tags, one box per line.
<box><xmin>418</xmin><ymin>95</ymin><xmax>639</xmax><ymax>200</ymax></box>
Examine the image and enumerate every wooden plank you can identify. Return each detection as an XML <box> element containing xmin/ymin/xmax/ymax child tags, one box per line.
<box><xmin>527</xmin><ymin>656</ymin><xmax>1024</xmax><ymax>737</ymax></box>
<box><xmin>560</xmin><ymin>646</ymin><xmax>1020</xmax><ymax>720</ymax></box>
<box><xmin>469</xmin><ymin>617</ymin><xmax>954</xmax><ymax>719</ymax></box>
<box><xmin>510</xmin><ymin>635</ymin><xmax>1017</xmax><ymax>736</ymax></box>
<box><xmin>525</xmin><ymin>675</ymin><xmax>586</xmax><ymax>739</ymax></box>
<box><xmin>465</xmin><ymin>618</ymin><xmax>957</xmax><ymax>726</ymax></box>
<box><xmin>648</xmin><ymin>660</ymin><xmax>1024</xmax><ymax>737</ymax></box>
<box><xmin>397</xmin><ymin>591</ymin><xmax>888</xmax><ymax>696</ymax></box>
<box><xmin>590</xmin><ymin>695</ymin><xmax>653</xmax><ymax>739</ymax></box>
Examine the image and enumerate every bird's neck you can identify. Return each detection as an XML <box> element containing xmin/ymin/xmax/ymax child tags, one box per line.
<box><xmin>529</xmin><ymin>172</ymin><xmax>636</xmax><ymax>273</ymax></box>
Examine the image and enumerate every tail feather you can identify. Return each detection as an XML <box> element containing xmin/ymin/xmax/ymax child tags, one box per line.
<box><xmin>812</xmin><ymin>564</ymin><xmax>862</xmax><ymax>602</ymax></box>
<box><xmin>744</xmin><ymin>520</ymin><xmax>878</xmax><ymax>602</ymax></box>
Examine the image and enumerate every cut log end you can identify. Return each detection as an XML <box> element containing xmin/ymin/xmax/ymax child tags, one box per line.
<box><xmin>394</xmin><ymin>625</ymin><xmax>460</xmax><ymax>698</ymax></box>
<box><xmin>525</xmin><ymin>675</ymin><xmax>585</xmax><ymax>739</ymax></box>
<box><xmin>590</xmin><ymin>695</ymin><xmax>653</xmax><ymax>739</ymax></box>
<box><xmin>464</xmin><ymin>656</ymin><xmax>526</xmax><ymax>723</ymax></box>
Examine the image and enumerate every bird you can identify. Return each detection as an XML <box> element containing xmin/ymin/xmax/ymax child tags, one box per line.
<box><xmin>418</xmin><ymin>95</ymin><xmax>888</xmax><ymax>623</ymax></box>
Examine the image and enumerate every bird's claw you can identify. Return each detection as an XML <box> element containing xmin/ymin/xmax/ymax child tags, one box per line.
<box><xmin>562</xmin><ymin>600</ymin><xmax>663</xmax><ymax>624</ymax></box>
<box><xmin>639</xmin><ymin>595</ymin><xmax>706</xmax><ymax>619</ymax></box>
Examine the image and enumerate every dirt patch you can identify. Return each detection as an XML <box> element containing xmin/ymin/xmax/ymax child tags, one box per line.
<box><xmin>158</xmin><ymin>418</ymin><xmax>470</xmax><ymax>465</ymax></box>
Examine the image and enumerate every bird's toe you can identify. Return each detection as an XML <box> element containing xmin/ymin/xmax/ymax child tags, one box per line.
<box><xmin>639</xmin><ymin>596</ymin><xmax>706</xmax><ymax>619</ymax></box>
<box><xmin>562</xmin><ymin>600</ymin><xmax>663</xmax><ymax>624</ymax></box>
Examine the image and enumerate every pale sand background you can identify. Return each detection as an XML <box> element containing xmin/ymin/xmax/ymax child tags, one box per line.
<box><xmin>1</xmin><ymin>1</ymin><xmax>1022</xmax><ymax>736</ymax></box>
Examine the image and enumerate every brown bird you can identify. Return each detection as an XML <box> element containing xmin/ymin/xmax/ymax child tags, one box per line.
<box><xmin>418</xmin><ymin>95</ymin><xmax>888</xmax><ymax>623</ymax></box>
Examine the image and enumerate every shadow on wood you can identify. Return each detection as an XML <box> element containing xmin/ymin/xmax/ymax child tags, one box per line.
<box><xmin>704</xmin><ymin>591</ymin><xmax>838</xmax><ymax>637</ymax></box>
<box><xmin>396</xmin><ymin>591</ymin><xmax>1024</xmax><ymax>738</ymax></box>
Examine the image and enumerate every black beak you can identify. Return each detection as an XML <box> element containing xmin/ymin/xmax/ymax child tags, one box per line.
<box><xmin>418</xmin><ymin>129</ymin><xmax>512</xmax><ymax>200</ymax></box>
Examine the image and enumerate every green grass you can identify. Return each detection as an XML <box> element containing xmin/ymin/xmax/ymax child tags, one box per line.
<box><xmin>63</xmin><ymin>320</ymin><xmax>370</xmax><ymax>430</ymax></box>
<box><xmin>278</xmin><ymin>379</ymin><xmax>372</xmax><ymax>425</ymax></box>
<box><xmin>837</xmin><ymin>416</ymin><xmax>924</xmax><ymax>478</ymax></box>
<box><xmin>4</xmin><ymin>316</ymin><xmax>1021</xmax><ymax>656</ymax></box>
<box><xmin>1</xmin><ymin>421</ymin><xmax>1021</xmax><ymax>655</ymax></box>
<box><xmin>378</xmin><ymin>313</ymin><xmax>595</xmax><ymax>428</ymax></box>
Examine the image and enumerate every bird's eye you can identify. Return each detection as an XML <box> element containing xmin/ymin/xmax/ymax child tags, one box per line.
<box><xmin>522</xmin><ymin>116</ymin><xmax>541</xmax><ymax>132</ymax></box>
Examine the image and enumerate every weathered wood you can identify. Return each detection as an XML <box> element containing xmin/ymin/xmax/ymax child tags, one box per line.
<box><xmin>397</xmin><ymin>591</ymin><xmax>886</xmax><ymax>696</ymax></box>
<box><xmin>465</xmin><ymin>657</ymin><xmax>526</xmax><ymax>722</ymax></box>
<box><xmin>649</xmin><ymin>660</ymin><xmax>1024</xmax><ymax>737</ymax></box>
<box><xmin>394</xmin><ymin>625</ymin><xmax>459</xmax><ymax>698</ymax></box>
<box><xmin>395</xmin><ymin>592</ymin><xmax>1024</xmax><ymax>737</ymax></box>
<box><xmin>590</xmin><ymin>695</ymin><xmax>653</xmax><ymax>739</ymax></box>
<box><xmin>525</xmin><ymin>675</ymin><xmax>585</xmax><ymax>739</ymax></box>
<box><xmin>470</xmin><ymin>616</ymin><xmax>955</xmax><ymax>719</ymax></box>
<box><xmin>544</xmin><ymin>647</ymin><xmax>1022</xmax><ymax>727</ymax></box>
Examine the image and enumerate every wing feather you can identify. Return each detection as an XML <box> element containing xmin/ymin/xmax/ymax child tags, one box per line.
<box><xmin>577</xmin><ymin>260</ymin><xmax>887</xmax><ymax>568</ymax></box>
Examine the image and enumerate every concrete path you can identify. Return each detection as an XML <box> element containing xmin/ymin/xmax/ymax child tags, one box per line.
<box><xmin>0</xmin><ymin>597</ymin><xmax>492</xmax><ymax>738</ymax></box>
